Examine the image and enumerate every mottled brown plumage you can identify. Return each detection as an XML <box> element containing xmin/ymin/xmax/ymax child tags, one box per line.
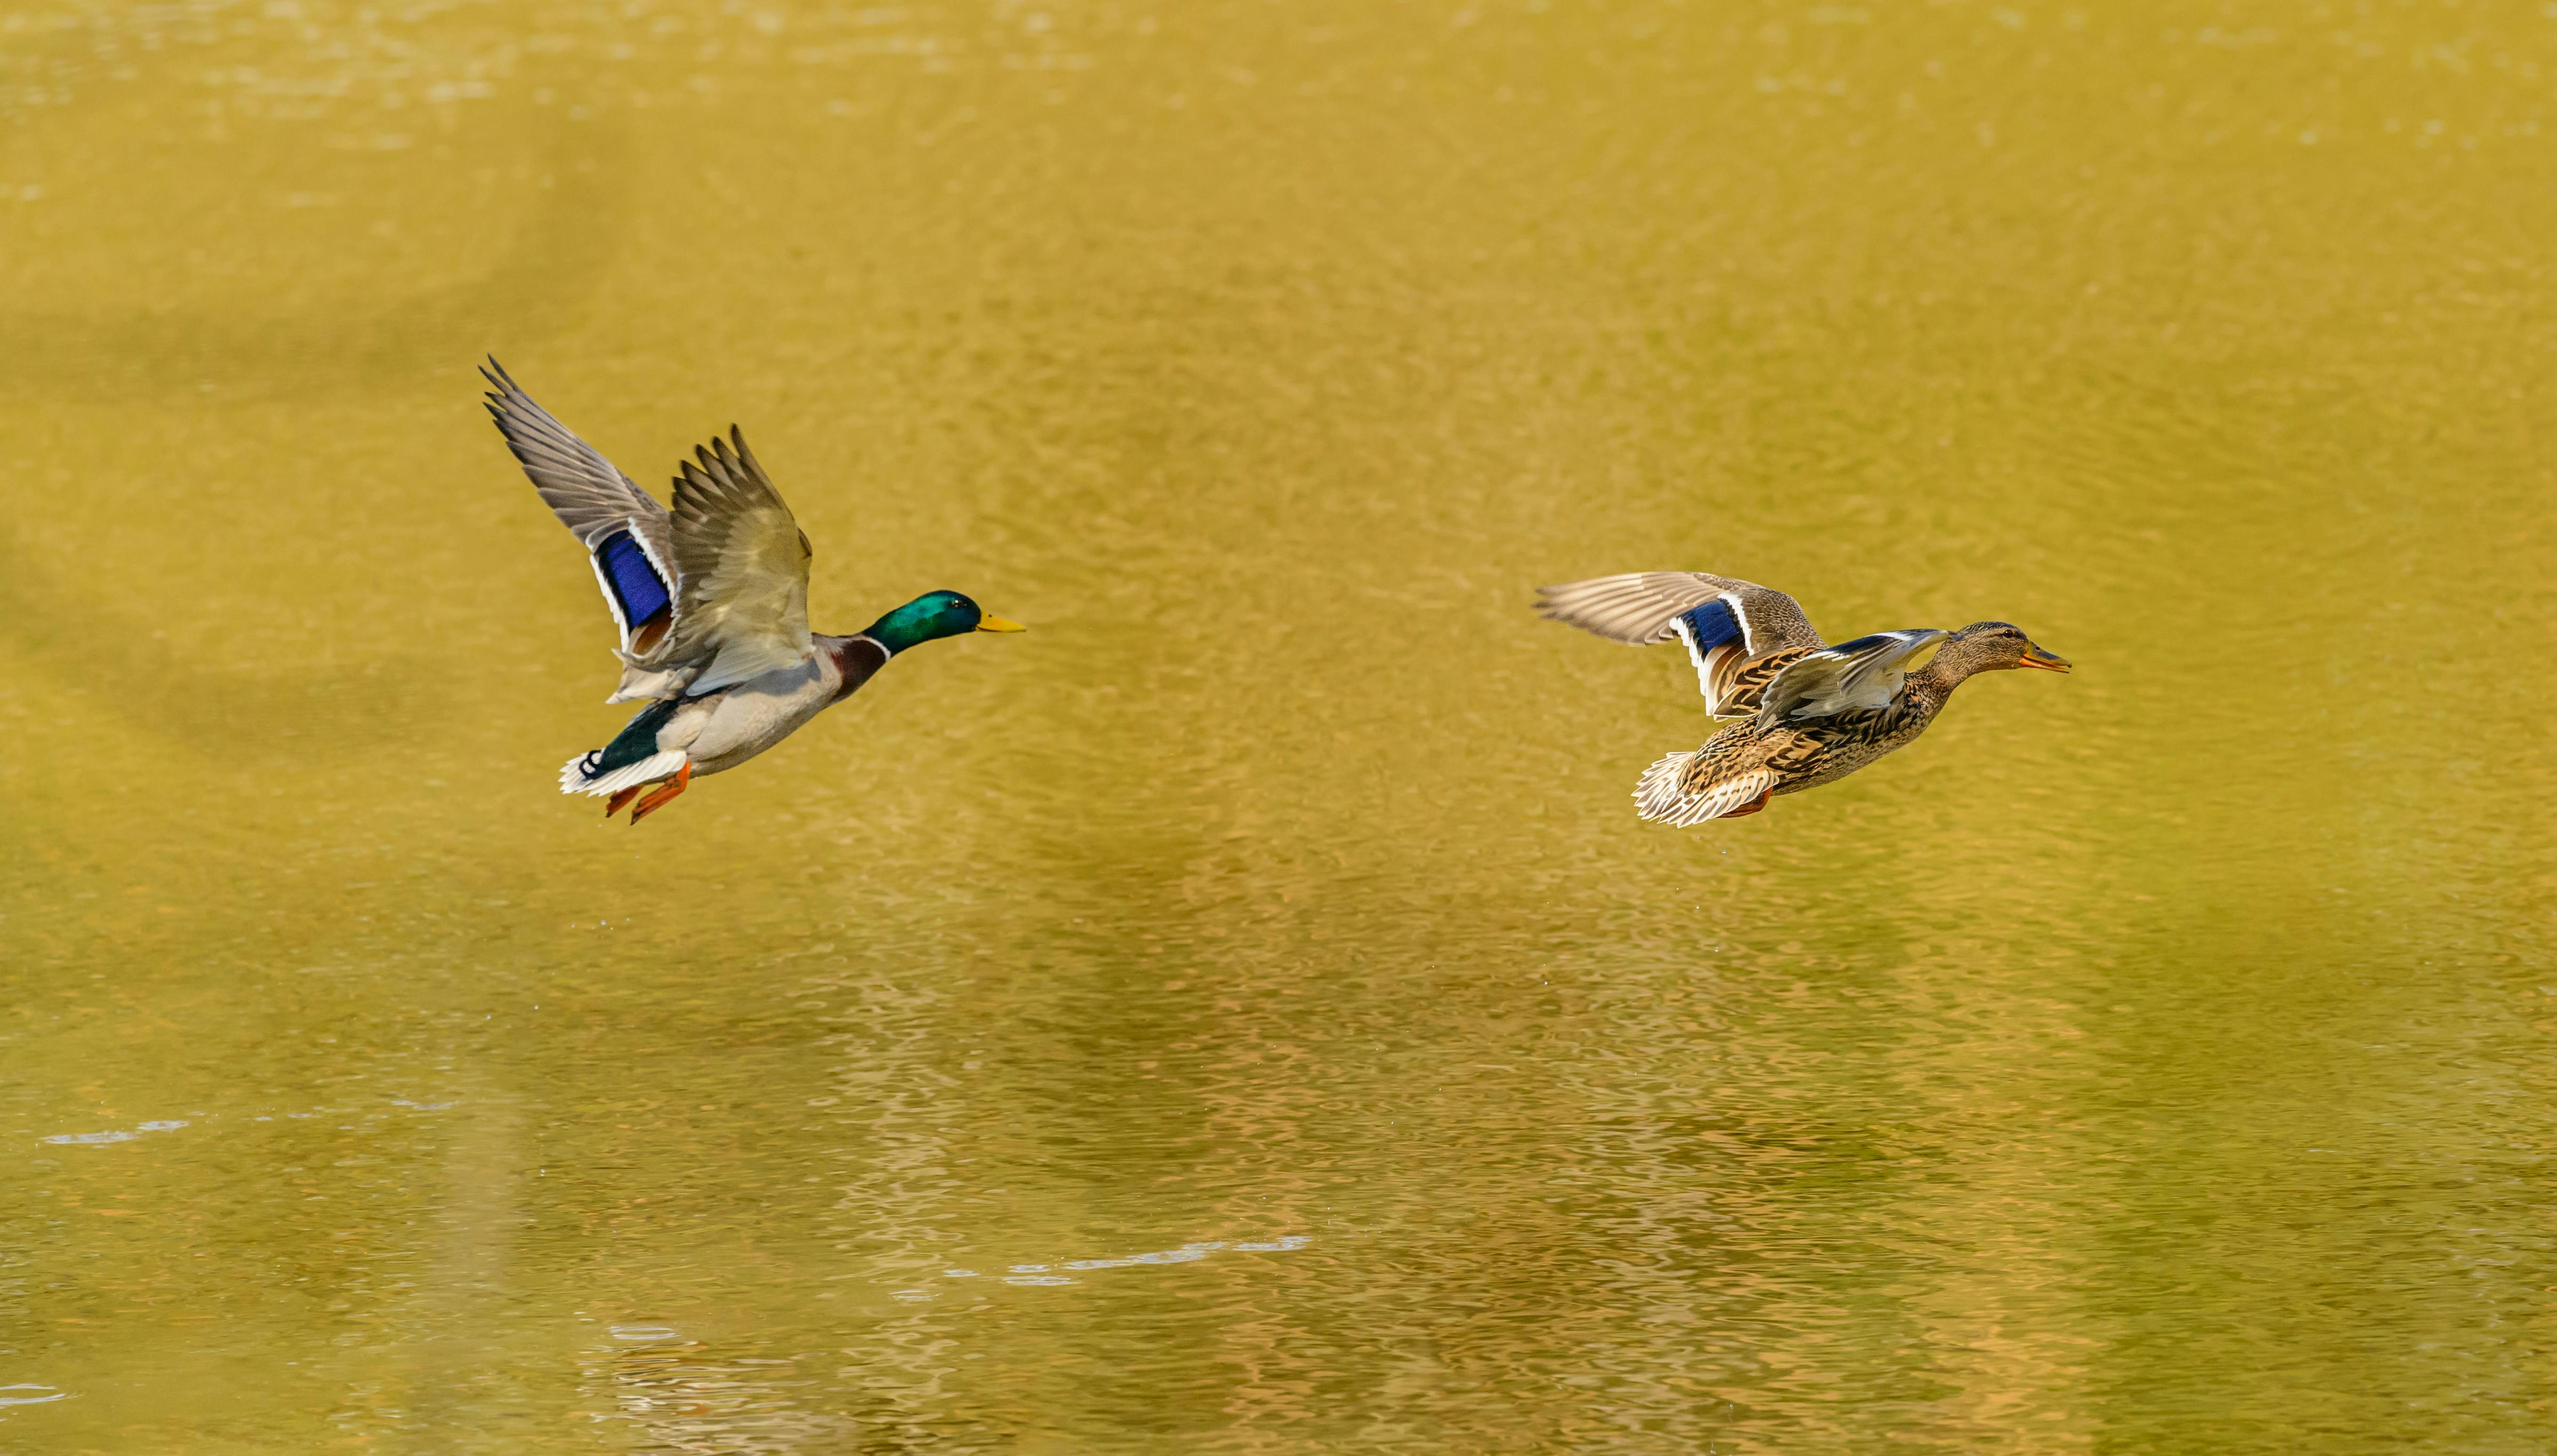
<box><xmin>1538</xmin><ymin>570</ymin><xmax>2070</xmax><ymax>826</ymax></box>
<box><xmin>1636</xmin><ymin>623</ymin><xmax>2068</xmax><ymax>823</ymax></box>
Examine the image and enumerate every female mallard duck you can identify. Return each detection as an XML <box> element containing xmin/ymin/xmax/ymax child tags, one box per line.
<box><xmin>1536</xmin><ymin>572</ymin><xmax>2068</xmax><ymax>825</ymax></box>
<box><xmin>484</xmin><ymin>361</ymin><xmax>1025</xmax><ymax>823</ymax></box>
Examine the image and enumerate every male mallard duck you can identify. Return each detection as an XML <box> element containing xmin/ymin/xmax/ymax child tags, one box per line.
<box><xmin>1536</xmin><ymin>572</ymin><xmax>2068</xmax><ymax>825</ymax></box>
<box><xmin>484</xmin><ymin>360</ymin><xmax>1024</xmax><ymax>823</ymax></box>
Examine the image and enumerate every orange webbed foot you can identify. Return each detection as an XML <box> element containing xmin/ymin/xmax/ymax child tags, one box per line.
<box><xmin>628</xmin><ymin>762</ymin><xmax>693</xmax><ymax>825</ymax></box>
<box><xmin>603</xmin><ymin>785</ymin><xmax>646</xmax><ymax>818</ymax></box>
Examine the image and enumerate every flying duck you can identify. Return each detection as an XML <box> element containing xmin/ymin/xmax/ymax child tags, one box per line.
<box><xmin>485</xmin><ymin>361</ymin><xmax>1024</xmax><ymax>823</ymax></box>
<box><xmin>1536</xmin><ymin>571</ymin><xmax>2067</xmax><ymax>824</ymax></box>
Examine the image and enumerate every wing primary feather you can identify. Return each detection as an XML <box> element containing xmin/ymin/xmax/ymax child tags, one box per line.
<box><xmin>485</xmin><ymin>360</ymin><xmax>688</xmax><ymax>688</ymax></box>
<box><xmin>1535</xmin><ymin>571</ymin><xmax>1824</xmax><ymax>653</ymax></box>
<box><xmin>652</xmin><ymin>422</ymin><xmax>817</xmax><ymax>695</ymax></box>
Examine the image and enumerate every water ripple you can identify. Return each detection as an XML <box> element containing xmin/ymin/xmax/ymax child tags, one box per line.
<box><xmin>936</xmin><ymin>1236</ymin><xmax>1312</xmax><ymax>1289</ymax></box>
<box><xmin>39</xmin><ymin>1119</ymin><xmax>185</xmax><ymax>1146</ymax></box>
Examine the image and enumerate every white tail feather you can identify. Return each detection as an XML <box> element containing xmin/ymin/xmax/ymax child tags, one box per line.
<box><xmin>1635</xmin><ymin>751</ymin><xmax>1697</xmax><ymax>822</ymax></box>
<box><xmin>1633</xmin><ymin>752</ymin><xmax>1777</xmax><ymax>827</ymax></box>
<box><xmin>560</xmin><ymin>749</ymin><xmax>688</xmax><ymax>796</ymax></box>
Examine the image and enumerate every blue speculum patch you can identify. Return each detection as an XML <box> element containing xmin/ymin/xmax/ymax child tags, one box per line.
<box><xmin>1677</xmin><ymin>598</ymin><xmax>1743</xmax><ymax>652</ymax></box>
<box><xmin>595</xmin><ymin>531</ymin><xmax>671</xmax><ymax>628</ymax></box>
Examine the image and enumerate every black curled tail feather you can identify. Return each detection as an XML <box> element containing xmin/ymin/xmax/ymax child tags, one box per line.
<box><xmin>587</xmin><ymin>699</ymin><xmax>681</xmax><ymax>781</ymax></box>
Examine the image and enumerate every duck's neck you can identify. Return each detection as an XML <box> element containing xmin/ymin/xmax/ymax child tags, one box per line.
<box><xmin>1901</xmin><ymin>655</ymin><xmax>1975</xmax><ymax>718</ymax></box>
<box><xmin>820</xmin><ymin>634</ymin><xmax>891</xmax><ymax>703</ymax></box>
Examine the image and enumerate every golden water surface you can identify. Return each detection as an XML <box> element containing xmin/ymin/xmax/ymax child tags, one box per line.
<box><xmin>6</xmin><ymin>1</ymin><xmax>2556</xmax><ymax>1450</ymax></box>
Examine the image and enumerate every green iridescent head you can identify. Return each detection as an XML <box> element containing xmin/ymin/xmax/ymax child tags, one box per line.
<box><xmin>863</xmin><ymin>590</ymin><xmax>1027</xmax><ymax>654</ymax></box>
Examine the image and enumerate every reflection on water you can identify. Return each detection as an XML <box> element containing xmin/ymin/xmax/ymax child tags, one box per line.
<box><xmin>40</xmin><ymin>1119</ymin><xmax>187</xmax><ymax>1145</ymax></box>
<box><xmin>585</xmin><ymin>1326</ymin><xmax>850</xmax><ymax>1455</ymax></box>
<box><xmin>938</xmin><ymin>1234</ymin><xmax>1310</xmax><ymax>1289</ymax></box>
<box><xmin>7</xmin><ymin>0</ymin><xmax>2557</xmax><ymax>1451</ymax></box>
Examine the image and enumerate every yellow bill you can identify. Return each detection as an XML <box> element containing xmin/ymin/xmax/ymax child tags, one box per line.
<box><xmin>976</xmin><ymin>613</ymin><xmax>1028</xmax><ymax>633</ymax></box>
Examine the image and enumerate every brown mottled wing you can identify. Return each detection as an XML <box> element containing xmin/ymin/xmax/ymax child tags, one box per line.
<box><xmin>1534</xmin><ymin>571</ymin><xmax>1825</xmax><ymax>716</ymax></box>
<box><xmin>650</xmin><ymin>428</ymin><xmax>816</xmax><ymax>695</ymax></box>
<box><xmin>1709</xmin><ymin>647</ymin><xmax>1813</xmax><ymax>717</ymax></box>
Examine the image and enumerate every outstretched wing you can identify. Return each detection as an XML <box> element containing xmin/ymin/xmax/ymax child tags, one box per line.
<box><xmin>1534</xmin><ymin>571</ymin><xmax>1826</xmax><ymax>716</ymax></box>
<box><xmin>1756</xmin><ymin>630</ymin><xmax>1948</xmax><ymax>722</ymax></box>
<box><xmin>482</xmin><ymin>359</ymin><xmax>681</xmax><ymax>665</ymax></box>
<box><xmin>650</xmin><ymin>428</ymin><xmax>816</xmax><ymax>695</ymax></box>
